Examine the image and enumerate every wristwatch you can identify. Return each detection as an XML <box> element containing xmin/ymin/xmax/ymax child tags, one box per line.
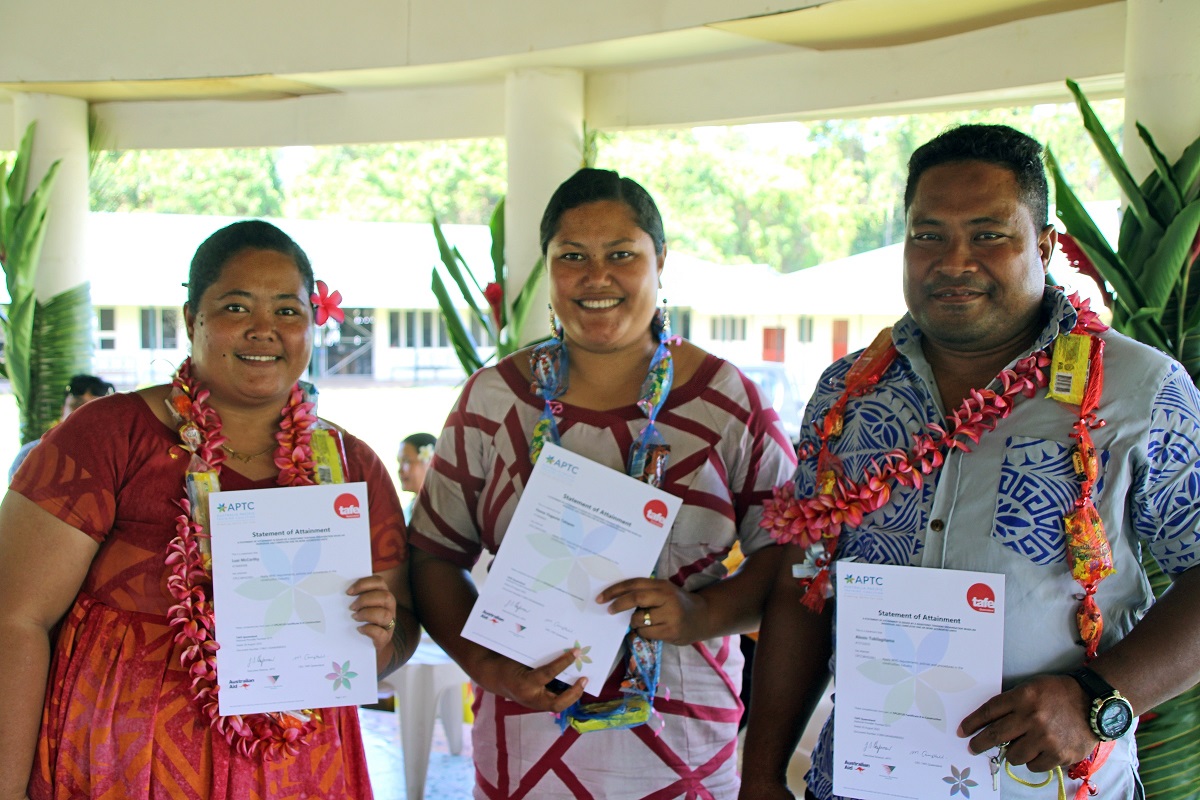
<box><xmin>1068</xmin><ymin>667</ymin><xmax>1134</xmax><ymax>741</ymax></box>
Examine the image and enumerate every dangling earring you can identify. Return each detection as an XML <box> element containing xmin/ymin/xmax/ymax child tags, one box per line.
<box><xmin>659</xmin><ymin>298</ymin><xmax>672</xmax><ymax>340</ymax></box>
<box><xmin>549</xmin><ymin>303</ymin><xmax>561</xmax><ymax>339</ymax></box>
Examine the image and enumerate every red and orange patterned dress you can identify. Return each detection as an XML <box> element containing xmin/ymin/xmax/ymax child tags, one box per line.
<box><xmin>11</xmin><ymin>393</ymin><xmax>405</xmax><ymax>800</ymax></box>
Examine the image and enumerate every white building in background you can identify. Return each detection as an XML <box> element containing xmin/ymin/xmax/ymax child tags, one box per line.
<box><xmin>76</xmin><ymin>212</ymin><xmax>1107</xmax><ymax>398</ymax></box>
<box><xmin>82</xmin><ymin>213</ymin><xmax>912</xmax><ymax>396</ymax></box>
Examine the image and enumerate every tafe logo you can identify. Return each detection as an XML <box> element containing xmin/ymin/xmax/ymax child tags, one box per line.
<box><xmin>967</xmin><ymin>582</ymin><xmax>996</xmax><ymax>613</ymax></box>
<box><xmin>643</xmin><ymin>499</ymin><xmax>669</xmax><ymax>528</ymax></box>
<box><xmin>334</xmin><ymin>492</ymin><xmax>362</xmax><ymax>519</ymax></box>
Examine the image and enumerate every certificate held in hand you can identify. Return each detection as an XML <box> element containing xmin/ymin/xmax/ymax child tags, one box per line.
<box><xmin>461</xmin><ymin>443</ymin><xmax>681</xmax><ymax>692</ymax></box>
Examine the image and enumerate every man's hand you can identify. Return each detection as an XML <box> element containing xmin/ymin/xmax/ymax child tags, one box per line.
<box><xmin>958</xmin><ymin>673</ymin><xmax>1099</xmax><ymax>772</ymax></box>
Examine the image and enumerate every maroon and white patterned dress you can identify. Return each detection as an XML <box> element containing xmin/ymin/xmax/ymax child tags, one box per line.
<box><xmin>410</xmin><ymin>353</ymin><xmax>797</xmax><ymax>799</ymax></box>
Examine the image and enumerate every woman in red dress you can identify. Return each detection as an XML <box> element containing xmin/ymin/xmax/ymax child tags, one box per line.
<box><xmin>0</xmin><ymin>220</ymin><xmax>419</xmax><ymax>800</ymax></box>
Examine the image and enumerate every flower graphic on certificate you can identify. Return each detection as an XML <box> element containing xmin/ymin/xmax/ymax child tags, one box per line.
<box><xmin>235</xmin><ymin>540</ymin><xmax>347</xmax><ymax>635</ymax></box>
<box><xmin>857</xmin><ymin>623</ymin><xmax>977</xmax><ymax>731</ymax></box>
<box><xmin>526</xmin><ymin>506</ymin><xmax>624</xmax><ymax>609</ymax></box>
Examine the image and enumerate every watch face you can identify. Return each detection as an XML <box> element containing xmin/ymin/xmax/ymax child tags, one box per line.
<box><xmin>1097</xmin><ymin>698</ymin><xmax>1134</xmax><ymax>739</ymax></box>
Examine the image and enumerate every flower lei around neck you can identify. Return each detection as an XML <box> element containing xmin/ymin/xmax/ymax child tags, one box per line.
<box><xmin>762</xmin><ymin>292</ymin><xmax>1119</xmax><ymax>795</ymax></box>
<box><xmin>164</xmin><ymin>357</ymin><xmax>323</xmax><ymax>758</ymax></box>
<box><xmin>529</xmin><ymin>307</ymin><xmax>679</xmax><ymax>733</ymax></box>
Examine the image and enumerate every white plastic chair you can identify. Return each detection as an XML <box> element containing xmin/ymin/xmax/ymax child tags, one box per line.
<box><xmin>378</xmin><ymin>638</ymin><xmax>469</xmax><ymax>800</ymax></box>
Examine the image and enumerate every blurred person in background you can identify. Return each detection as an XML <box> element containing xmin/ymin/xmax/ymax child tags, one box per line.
<box><xmin>8</xmin><ymin>374</ymin><xmax>115</xmax><ymax>482</ymax></box>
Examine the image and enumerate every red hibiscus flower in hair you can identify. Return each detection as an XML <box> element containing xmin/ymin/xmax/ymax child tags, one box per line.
<box><xmin>311</xmin><ymin>280</ymin><xmax>344</xmax><ymax>325</ymax></box>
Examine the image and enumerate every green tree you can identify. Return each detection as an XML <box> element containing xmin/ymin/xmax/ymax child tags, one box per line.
<box><xmin>283</xmin><ymin>139</ymin><xmax>506</xmax><ymax>223</ymax></box>
<box><xmin>91</xmin><ymin>148</ymin><xmax>284</xmax><ymax>215</ymax></box>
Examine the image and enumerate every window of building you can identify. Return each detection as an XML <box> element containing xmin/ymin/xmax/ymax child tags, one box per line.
<box><xmin>710</xmin><ymin>315</ymin><xmax>747</xmax><ymax>342</ymax></box>
<box><xmin>797</xmin><ymin>315</ymin><xmax>814</xmax><ymax>343</ymax></box>
<box><xmin>141</xmin><ymin>308</ymin><xmax>180</xmax><ymax>349</ymax></box>
<box><xmin>97</xmin><ymin>307</ymin><xmax>116</xmax><ymax>350</ymax></box>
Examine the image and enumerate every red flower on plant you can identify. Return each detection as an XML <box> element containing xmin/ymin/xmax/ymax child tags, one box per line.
<box><xmin>1058</xmin><ymin>234</ymin><xmax>1114</xmax><ymax>309</ymax></box>
<box><xmin>483</xmin><ymin>282</ymin><xmax>504</xmax><ymax>330</ymax></box>
<box><xmin>311</xmin><ymin>280</ymin><xmax>344</xmax><ymax>326</ymax></box>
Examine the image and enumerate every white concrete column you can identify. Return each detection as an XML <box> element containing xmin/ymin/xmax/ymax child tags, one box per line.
<box><xmin>504</xmin><ymin>69</ymin><xmax>584</xmax><ymax>345</ymax></box>
<box><xmin>1123</xmin><ymin>0</ymin><xmax>1200</xmax><ymax>181</ymax></box>
<box><xmin>12</xmin><ymin>93</ymin><xmax>90</xmax><ymax>300</ymax></box>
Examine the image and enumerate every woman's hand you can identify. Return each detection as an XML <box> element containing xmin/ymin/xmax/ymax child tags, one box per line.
<box><xmin>597</xmin><ymin>577</ymin><xmax>704</xmax><ymax>646</ymax></box>
<box><xmin>476</xmin><ymin>647</ymin><xmax>588</xmax><ymax>713</ymax></box>
<box><xmin>347</xmin><ymin>574</ymin><xmax>398</xmax><ymax>651</ymax></box>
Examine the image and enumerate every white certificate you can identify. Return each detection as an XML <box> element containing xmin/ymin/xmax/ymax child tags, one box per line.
<box><xmin>461</xmin><ymin>442</ymin><xmax>681</xmax><ymax>692</ymax></box>
<box><xmin>833</xmin><ymin>562</ymin><xmax>1005</xmax><ymax>799</ymax></box>
<box><xmin>210</xmin><ymin>482</ymin><xmax>378</xmax><ymax>715</ymax></box>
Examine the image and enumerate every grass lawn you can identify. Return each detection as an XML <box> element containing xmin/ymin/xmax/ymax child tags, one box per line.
<box><xmin>0</xmin><ymin>382</ymin><xmax>466</xmax><ymax>502</ymax></box>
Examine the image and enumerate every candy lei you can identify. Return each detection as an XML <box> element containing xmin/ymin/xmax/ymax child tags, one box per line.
<box><xmin>529</xmin><ymin>312</ymin><xmax>677</xmax><ymax>733</ymax></box>
<box><xmin>763</xmin><ymin>293</ymin><xmax>1118</xmax><ymax>797</ymax></box>
<box><xmin>164</xmin><ymin>357</ymin><xmax>320</xmax><ymax>758</ymax></box>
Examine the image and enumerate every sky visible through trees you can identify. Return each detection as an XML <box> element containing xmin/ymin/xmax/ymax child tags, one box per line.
<box><xmin>88</xmin><ymin>100</ymin><xmax>1124</xmax><ymax>272</ymax></box>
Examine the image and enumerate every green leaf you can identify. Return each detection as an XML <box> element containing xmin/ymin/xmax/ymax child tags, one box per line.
<box><xmin>489</xmin><ymin>196</ymin><xmax>506</xmax><ymax>295</ymax></box>
<box><xmin>507</xmin><ymin>257</ymin><xmax>546</xmax><ymax>354</ymax></box>
<box><xmin>431</xmin><ymin>270</ymin><xmax>485</xmax><ymax>375</ymax></box>
<box><xmin>27</xmin><ymin>283</ymin><xmax>92</xmax><ymax>443</ymax></box>
<box><xmin>1067</xmin><ymin>79</ymin><xmax>1165</xmax><ymax>234</ymax></box>
<box><xmin>1138</xmin><ymin>200</ymin><xmax>1200</xmax><ymax>317</ymax></box>
<box><xmin>430</xmin><ymin>215</ymin><xmax>487</xmax><ymax>323</ymax></box>
<box><xmin>1138</xmin><ymin>123</ymin><xmax>1186</xmax><ymax>214</ymax></box>
<box><xmin>1174</xmin><ymin>134</ymin><xmax>1200</xmax><ymax>205</ymax></box>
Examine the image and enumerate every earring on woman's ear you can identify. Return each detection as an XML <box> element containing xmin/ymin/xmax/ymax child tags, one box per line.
<box><xmin>549</xmin><ymin>304</ymin><xmax>561</xmax><ymax>339</ymax></box>
<box><xmin>660</xmin><ymin>298</ymin><xmax>672</xmax><ymax>340</ymax></box>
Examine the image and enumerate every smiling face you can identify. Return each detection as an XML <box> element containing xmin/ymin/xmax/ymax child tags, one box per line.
<box><xmin>547</xmin><ymin>199</ymin><xmax>665</xmax><ymax>356</ymax></box>
<box><xmin>903</xmin><ymin>160</ymin><xmax>1054</xmax><ymax>357</ymax></box>
<box><xmin>185</xmin><ymin>247</ymin><xmax>313</xmax><ymax>410</ymax></box>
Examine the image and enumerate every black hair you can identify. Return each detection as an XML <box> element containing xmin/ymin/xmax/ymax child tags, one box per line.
<box><xmin>186</xmin><ymin>220</ymin><xmax>314</xmax><ymax>311</ymax></box>
<box><xmin>65</xmin><ymin>374</ymin><xmax>114</xmax><ymax>398</ymax></box>
<box><xmin>401</xmin><ymin>432</ymin><xmax>437</xmax><ymax>451</ymax></box>
<box><xmin>904</xmin><ymin>124</ymin><xmax>1050</xmax><ymax>227</ymax></box>
<box><xmin>539</xmin><ymin>168</ymin><xmax>666</xmax><ymax>256</ymax></box>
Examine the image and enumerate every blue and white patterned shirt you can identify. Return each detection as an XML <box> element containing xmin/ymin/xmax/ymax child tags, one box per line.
<box><xmin>800</xmin><ymin>288</ymin><xmax>1200</xmax><ymax>799</ymax></box>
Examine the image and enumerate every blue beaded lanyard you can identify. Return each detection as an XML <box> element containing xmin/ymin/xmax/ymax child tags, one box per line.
<box><xmin>529</xmin><ymin>310</ymin><xmax>675</xmax><ymax>733</ymax></box>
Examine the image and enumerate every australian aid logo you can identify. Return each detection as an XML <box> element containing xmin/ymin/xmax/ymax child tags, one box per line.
<box><xmin>643</xmin><ymin>499</ymin><xmax>669</xmax><ymax>528</ymax></box>
<box><xmin>967</xmin><ymin>582</ymin><xmax>996</xmax><ymax>613</ymax></box>
<box><xmin>334</xmin><ymin>492</ymin><xmax>362</xmax><ymax>519</ymax></box>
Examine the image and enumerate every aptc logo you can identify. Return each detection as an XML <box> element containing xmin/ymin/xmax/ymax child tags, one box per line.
<box><xmin>643</xmin><ymin>499</ymin><xmax>669</xmax><ymax>528</ymax></box>
<box><xmin>216</xmin><ymin>501</ymin><xmax>254</xmax><ymax>514</ymax></box>
<box><xmin>843</xmin><ymin>573</ymin><xmax>884</xmax><ymax>586</ymax></box>
<box><xmin>334</xmin><ymin>492</ymin><xmax>362</xmax><ymax>519</ymax></box>
<box><xmin>967</xmin><ymin>582</ymin><xmax>996</xmax><ymax>613</ymax></box>
<box><xmin>543</xmin><ymin>454</ymin><xmax>580</xmax><ymax>474</ymax></box>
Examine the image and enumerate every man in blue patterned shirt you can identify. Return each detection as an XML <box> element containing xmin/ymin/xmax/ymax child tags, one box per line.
<box><xmin>740</xmin><ymin>124</ymin><xmax>1200</xmax><ymax>800</ymax></box>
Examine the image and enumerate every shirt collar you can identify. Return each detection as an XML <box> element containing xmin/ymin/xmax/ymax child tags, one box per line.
<box><xmin>893</xmin><ymin>286</ymin><xmax>1075</xmax><ymax>364</ymax></box>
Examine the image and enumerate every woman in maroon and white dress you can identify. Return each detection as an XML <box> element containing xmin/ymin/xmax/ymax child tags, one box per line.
<box><xmin>410</xmin><ymin>169</ymin><xmax>797</xmax><ymax>799</ymax></box>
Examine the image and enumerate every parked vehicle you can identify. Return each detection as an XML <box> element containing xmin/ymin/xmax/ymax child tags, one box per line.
<box><xmin>738</xmin><ymin>362</ymin><xmax>805</xmax><ymax>450</ymax></box>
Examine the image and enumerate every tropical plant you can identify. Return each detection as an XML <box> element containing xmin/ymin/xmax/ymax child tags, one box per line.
<box><xmin>431</xmin><ymin>197</ymin><xmax>546</xmax><ymax>376</ymax></box>
<box><xmin>0</xmin><ymin>121</ymin><xmax>93</xmax><ymax>444</ymax></box>
<box><xmin>1049</xmin><ymin>78</ymin><xmax>1200</xmax><ymax>800</ymax></box>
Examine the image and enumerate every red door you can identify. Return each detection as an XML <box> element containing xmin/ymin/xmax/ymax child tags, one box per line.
<box><xmin>832</xmin><ymin>319</ymin><xmax>849</xmax><ymax>361</ymax></box>
<box><xmin>762</xmin><ymin>327</ymin><xmax>785</xmax><ymax>362</ymax></box>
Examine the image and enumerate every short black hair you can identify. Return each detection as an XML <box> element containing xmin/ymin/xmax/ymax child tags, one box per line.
<box><xmin>402</xmin><ymin>432</ymin><xmax>437</xmax><ymax>451</ymax></box>
<box><xmin>539</xmin><ymin>168</ymin><xmax>665</xmax><ymax>256</ymax></box>
<box><xmin>905</xmin><ymin>124</ymin><xmax>1050</xmax><ymax>227</ymax></box>
<box><xmin>186</xmin><ymin>220</ymin><xmax>314</xmax><ymax>312</ymax></box>
<box><xmin>66</xmin><ymin>374</ymin><xmax>114</xmax><ymax>398</ymax></box>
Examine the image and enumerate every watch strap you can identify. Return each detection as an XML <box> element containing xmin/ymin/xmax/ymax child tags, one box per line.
<box><xmin>1069</xmin><ymin>666</ymin><xmax>1117</xmax><ymax>701</ymax></box>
